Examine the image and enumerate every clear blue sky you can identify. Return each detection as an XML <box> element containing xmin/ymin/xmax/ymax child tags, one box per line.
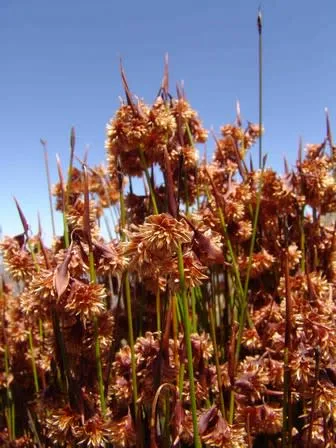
<box><xmin>1</xmin><ymin>0</ymin><xmax>336</xmax><ymax>239</ymax></box>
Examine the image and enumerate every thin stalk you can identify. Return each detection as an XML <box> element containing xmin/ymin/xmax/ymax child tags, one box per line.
<box><xmin>177</xmin><ymin>242</ymin><xmax>201</xmax><ymax>448</ymax></box>
<box><xmin>282</xmin><ymin>347</ymin><xmax>290</xmax><ymax>447</ymax></box>
<box><xmin>228</xmin><ymin>390</ymin><xmax>235</xmax><ymax>424</ymax></box>
<box><xmin>235</xmin><ymin>302</ymin><xmax>248</xmax><ymax>363</ymax></box>
<box><xmin>4</xmin><ymin>408</ymin><xmax>12</xmax><ymax>442</ymax></box>
<box><xmin>178</xmin><ymin>362</ymin><xmax>185</xmax><ymax>400</ymax></box>
<box><xmin>1</xmin><ymin>277</ymin><xmax>14</xmax><ymax>440</ymax></box>
<box><xmin>243</xmin><ymin>175</ymin><xmax>263</xmax><ymax>300</ymax></box>
<box><xmin>204</xmin><ymin>181</ymin><xmax>245</xmax><ymax>303</ymax></box>
<box><xmin>156</xmin><ymin>288</ymin><xmax>161</xmax><ymax>333</ymax></box>
<box><xmin>216</xmin><ymin>205</ymin><xmax>244</xmax><ymax>299</ymax></box>
<box><xmin>209</xmin><ymin>301</ymin><xmax>225</xmax><ymax>417</ymax></box>
<box><xmin>282</xmin><ymin>250</ymin><xmax>293</xmax><ymax>447</ymax></box>
<box><xmin>119</xmin><ymin>185</ymin><xmax>138</xmax><ymax>414</ymax></box>
<box><xmin>93</xmin><ymin>317</ymin><xmax>106</xmax><ymax>415</ymax></box>
<box><xmin>235</xmin><ymin>174</ymin><xmax>264</xmax><ymax>363</ymax></box>
<box><xmin>190</xmin><ymin>288</ymin><xmax>197</xmax><ymax>332</ymax></box>
<box><xmin>84</xmin><ymin>165</ymin><xmax>106</xmax><ymax>415</ymax></box>
<box><xmin>88</xmin><ymin>251</ymin><xmax>97</xmax><ymax>284</ymax></box>
<box><xmin>4</xmin><ymin>345</ymin><xmax>14</xmax><ymax>440</ymax></box>
<box><xmin>163</xmin><ymin>395</ymin><xmax>171</xmax><ymax>448</ymax></box>
<box><xmin>38</xmin><ymin>318</ymin><xmax>44</xmax><ymax>340</ymax></box>
<box><xmin>65</xmin><ymin>127</ymin><xmax>76</xmax><ymax>211</ymax></box>
<box><xmin>231</xmin><ymin>12</ymin><xmax>266</xmax><ymax>376</ymax></box>
<box><xmin>56</xmin><ymin>155</ymin><xmax>69</xmax><ymax>248</ymax></box>
<box><xmin>307</xmin><ymin>348</ymin><xmax>320</xmax><ymax>448</ymax></box>
<box><xmin>196</xmin><ymin>166</ymin><xmax>201</xmax><ymax>210</ymax></box>
<box><xmin>51</xmin><ymin>306</ymin><xmax>69</xmax><ymax>396</ymax></box>
<box><xmin>27</xmin><ymin>408</ymin><xmax>43</xmax><ymax>448</ymax></box>
<box><xmin>139</xmin><ymin>148</ymin><xmax>158</xmax><ymax>214</ymax></box>
<box><xmin>62</xmin><ymin>213</ymin><xmax>70</xmax><ymax>248</ymax></box>
<box><xmin>172</xmin><ymin>294</ymin><xmax>180</xmax><ymax>385</ymax></box>
<box><xmin>88</xmin><ymin>249</ymin><xmax>106</xmax><ymax>415</ymax></box>
<box><xmin>28</xmin><ymin>330</ymin><xmax>39</xmax><ymax>394</ymax></box>
<box><xmin>124</xmin><ymin>274</ymin><xmax>138</xmax><ymax>415</ymax></box>
<box><xmin>258</xmin><ymin>8</ymin><xmax>263</xmax><ymax>170</ymax></box>
<box><xmin>10</xmin><ymin>400</ymin><xmax>15</xmax><ymax>440</ymax></box>
<box><xmin>299</xmin><ymin>207</ymin><xmax>306</xmax><ymax>272</ymax></box>
<box><xmin>41</xmin><ymin>140</ymin><xmax>56</xmax><ymax>238</ymax></box>
<box><xmin>119</xmin><ymin>189</ymin><xmax>126</xmax><ymax>240</ymax></box>
<box><xmin>216</xmin><ymin>270</ymin><xmax>225</xmax><ymax>359</ymax></box>
<box><xmin>150</xmin><ymin>383</ymin><xmax>176</xmax><ymax>448</ymax></box>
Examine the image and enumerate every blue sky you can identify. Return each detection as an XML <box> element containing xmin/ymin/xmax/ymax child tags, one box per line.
<box><xmin>1</xmin><ymin>0</ymin><xmax>336</xmax><ymax>240</ymax></box>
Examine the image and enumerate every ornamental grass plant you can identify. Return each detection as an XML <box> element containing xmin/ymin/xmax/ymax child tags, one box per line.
<box><xmin>1</xmin><ymin>13</ymin><xmax>336</xmax><ymax>448</ymax></box>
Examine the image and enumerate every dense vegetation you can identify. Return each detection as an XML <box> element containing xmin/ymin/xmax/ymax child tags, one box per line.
<box><xmin>1</xmin><ymin>18</ymin><xmax>336</xmax><ymax>448</ymax></box>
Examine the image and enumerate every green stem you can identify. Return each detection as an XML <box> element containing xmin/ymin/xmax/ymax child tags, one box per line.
<box><xmin>62</xmin><ymin>210</ymin><xmax>70</xmax><ymax>248</ymax></box>
<box><xmin>28</xmin><ymin>330</ymin><xmax>39</xmax><ymax>394</ymax></box>
<box><xmin>4</xmin><ymin>345</ymin><xmax>14</xmax><ymax>440</ymax></box>
<box><xmin>51</xmin><ymin>306</ymin><xmax>69</xmax><ymax>396</ymax></box>
<box><xmin>209</xmin><ymin>302</ymin><xmax>225</xmax><ymax>417</ymax></box>
<box><xmin>94</xmin><ymin>317</ymin><xmax>106</xmax><ymax>415</ymax></box>
<box><xmin>235</xmin><ymin>177</ymin><xmax>263</xmax><ymax>359</ymax></box>
<box><xmin>172</xmin><ymin>294</ymin><xmax>180</xmax><ymax>388</ymax></box>
<box><xmin>11</xmin><ymin>400</ymin><xmax>15</xmax><ymax>440</ymax></box>
<box><xmin>177</xmin><ymin>243</ymin><xmax>201</xmax><ymax>448</ymax></box>
<box><xmin>119</xmin><ymin>186</ymin><xmax>138</xmax><ymax>413</ymax></box>
<box><xmin>88</xmin><ymin>250</ymin><xmax>106</xmax><ymax>415</ymax></box>
<box><xmin>64</xmin><ymin>128</ymin><xmax>76</xmax><ymax>248</ymax></box>
<box><xmin>191</xmin><ymin>288</ymin><xmax>197</xmax><ymax>333</ymax></box>
<box><xmin>124</xmin><ymin>274</ymin><xmax>138</xmax><ymax>414</ymax></box>
<box><xmin>300</xmin><ymin>207</ymin><xmax>306</xmax><ymax>272</ymax></box>
<box><xmin>139</xmin><ymin>148</ymin><xmax>159</xmax><ymax>214</ymax></box>
<box><xmin>282</xmin><ymin>347</ymin><xmax>290</xmax><ymax>448</ymax></box>
<box><xmin>178</xmin><ymin>362</ymin><xmax>185</xmax><ymax>400</ymax></box>
<box><xmin>243</xmin><ymin>184</ymin><xmax>262</xmax><ymax>298</ymax></box>
<box><xmin>156</xmin><ymin>289</ymin><xmax>161</xmax><ymax>333</ymax></box>
<box><xmin>258</xmin><ymin>9</ymin><xmax>263</xmax><ymax>170</ymax></box>
<box><xmin>216</xmin><ymin>205</ymin><xmax>244</xmax><ymax>299</ymax></box>
<box><xmin>228</xmin><ymin>389</ymin><xmax>235</xmax><ymax>424</ymax></box>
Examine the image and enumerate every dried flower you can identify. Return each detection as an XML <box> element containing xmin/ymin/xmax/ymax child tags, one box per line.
<box><xmin>63</xmin><ymin>280</ymin><xmax>106</xmax><ymax>325</ymax></box>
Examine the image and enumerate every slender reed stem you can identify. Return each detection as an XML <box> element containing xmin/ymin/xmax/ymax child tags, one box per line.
<box><xmin>50</xmin><ymin>305</ymin><xmax>69</xmax><ymax>395</ymax></box>
<box><xmin>190</xmin><ymin>288</ymin><xmax>197</xmax><ymax>332</ymax></box>
<box><xmin>282</xmin><ymin>249</ymin><xmax>293</xmax><ymax>447</ymax></box>
<box><xmin>28</xmin><ymin>330</ymin><xmax>39</xmax><ymax>394</ymax></box>
<box><xmin>88</xmin><ymin>250</ymin><xmax>106</xmax><ymax>415</ymax></box>
<box><xmin>258</xmin><ymin>8</ymin><xmax>263</xmax><ymax>170</ymax></box>
<box><xmin>156</xmin><ymin>289</ymin><xmax>161</xmax><ymax>333</ymax></box>
<box><xmin>4</xmin><ymin>344</ymin><xmax>14</xmax><ymax>440</ymax></box>
<box><xmin>119</xmin><ymin>185</ymin><xmax>138</xmax><ymax>414</ymax></box>
<box><xmin>235</xmin><ymin>172</ymin><xmax>264</xmax><ymax>363</ymax></box>
<box><xmin>307</xmin><ymin>347</ymin><xmax>320</xmax><ymax>448</ymax></box>
<box><xmin>83</xmin><ymin>165</ymin><xmax>106</xmax><ymax>415</ymax></box>
<box><xmin>177</xmin><ymin>242</ymin><xmax>201</xmax><ymax>448</ymax></box>
<box><xmin>228</xmin><ymin>390</ymin><xmax>235</xmax><ymax>424</ymax></box>
<box><xmin>93</xmin><ymin>317</ymin><xmax>106</xmax><ymax>415</ymax></box>
<box><xmin>41</xmin><ymin>140</ymin><xmax>56</xmax><ymax>238</ymax></box>
<box><xmin>56</xmin><ymin>155</ymin><xmax>69</xmax><ymax>248</ymax></box>
<box><xmin>172</xmin><ymin>294</ymin><xmax>180</xmax><ymax>384</ymax></box>
<box><xmin>124</xmin><ymin>273</ymin><xmax>138</xmax><ymax>415</ymax></box>
<box><xmin>209</xmin><ymin>301</ymin><xmax>225</xmax><ymax>417</ymax></box>
<box><xmin>299</xmin><ymin>207</ymin><xmax>306</xmax><ymax>272</ymax></box>
<box><xmin>139</xmin><ymin>148</ymin><xmax>159</xmax><ymax>214</ymax></box>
